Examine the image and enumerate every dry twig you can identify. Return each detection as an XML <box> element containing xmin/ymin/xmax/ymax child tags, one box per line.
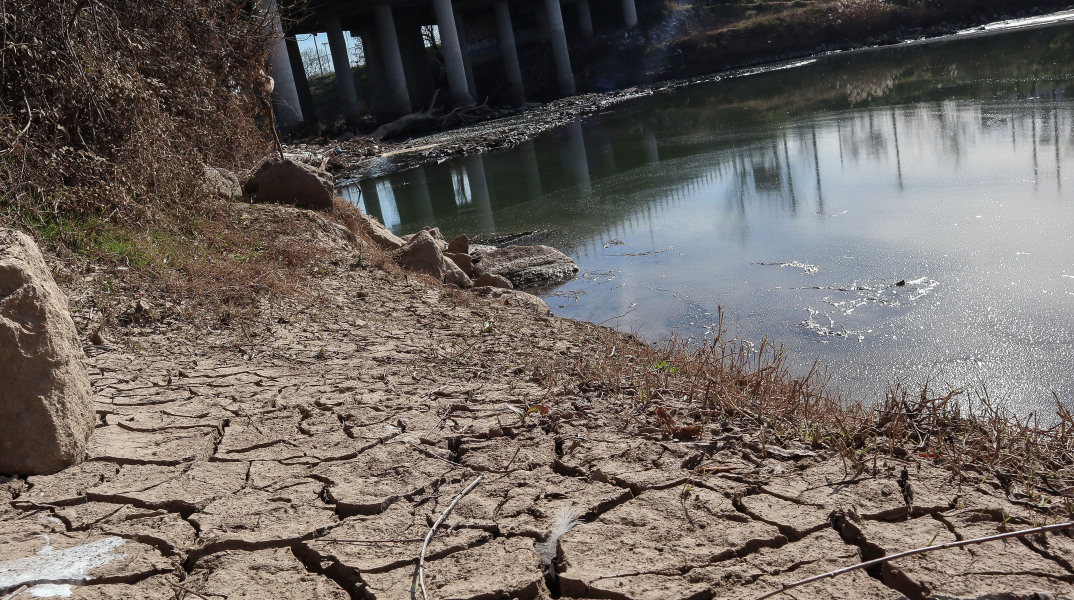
<box><xmin>412</xmin><ymin>475</ymin><xmax>483</xmax><ymax>600</ymax></box>
<box><xmin>753</xmin><ymin>521</ymin><xmax>1074</xmax><ymax>600</ymax></box>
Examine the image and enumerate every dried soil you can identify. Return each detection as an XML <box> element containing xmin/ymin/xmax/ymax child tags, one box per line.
<box><xmin>2</xmin><ymin>204</ymin><xmax>1073</xmax><ymax>600</ymax></box>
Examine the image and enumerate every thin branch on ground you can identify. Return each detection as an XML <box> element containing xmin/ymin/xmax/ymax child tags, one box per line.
<box><xmin>412</xmin><ymin>475</ymin><xmax>483</xmax><ymax>600</ymax></box>
<box><xmin>753</xmin><ymin>521</ymin><xmax>1074</xmax><ymax>600</ymax></box>
<box><xmin>166</xmin><ymin>582</ymin><xmax>227</xmax><ymax>600</ymax></box>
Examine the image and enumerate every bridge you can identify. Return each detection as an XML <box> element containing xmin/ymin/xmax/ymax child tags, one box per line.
<box><xmin>262</xmin><ymin>0</ymin><xmax>641</xmax><ymax>127</ymax></box>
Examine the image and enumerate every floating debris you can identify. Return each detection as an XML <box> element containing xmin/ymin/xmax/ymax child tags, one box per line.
<box><xmin>800</xmin><ymin>307</ymin><xmax>867</xmax><ymax>341</ymax></box>
<box><xmin>755</xmin><ymin>261</ymin><xmax>819</xmax><ymax>275</ymax></box>
<box><xmin>605</xmin><ymin>246</ymin><xmax>673</xmax><ymax>257</ymax></box>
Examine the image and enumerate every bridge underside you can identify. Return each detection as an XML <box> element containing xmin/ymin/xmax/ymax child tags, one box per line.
<box><xmin>264</xmin><ymin>0</ymin><xmax>640</xmax><ymax>128</ymax></box>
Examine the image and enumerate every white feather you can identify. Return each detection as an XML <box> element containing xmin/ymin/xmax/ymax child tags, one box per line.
<box><xmin>535</xmin><ymin>505</ymin><xmax>583</xmax><ymax>570</ymax></box>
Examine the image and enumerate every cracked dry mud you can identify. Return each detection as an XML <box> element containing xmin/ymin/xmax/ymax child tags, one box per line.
<box><xmin>3</xmin><ymin>207</ymin><xmax>1074</xmax><ymax>600</ymax></box>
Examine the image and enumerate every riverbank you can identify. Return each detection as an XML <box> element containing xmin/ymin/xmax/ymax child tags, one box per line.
<box><xmin>4</xmin><ymin>5</ymin><xmax>1074</xmax><ymax>597</ymax></box>
<box><xmin>3</xmin><ymin>201</ymin><xmax>1073</xmax><ymax>599</ymax></box>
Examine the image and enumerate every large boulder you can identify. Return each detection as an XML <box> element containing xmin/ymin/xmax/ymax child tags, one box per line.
<box><xmin>0</xmin><ymin>229</ymin><xmax>95</xmax><ymax>475</ymax></box>
<box><xmin>242</xmin><ymin>157</ymin><xmax>335</xmax><ymax>210</ymax></box>
<box><xmin>393</xmin><ymin>230</ymin><xmax>472</xmax><ymax>288</ymax></box>
<box><xmin>471</xmin><ymin>245</ymin><xmax>579</xmax><ymax>289</ymax></box>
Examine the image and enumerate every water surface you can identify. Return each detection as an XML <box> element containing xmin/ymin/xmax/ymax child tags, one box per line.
<box><xmin>343</xmin><ymin>22</ymin><xmax>1074</xmax><ymax>411</ymax></box>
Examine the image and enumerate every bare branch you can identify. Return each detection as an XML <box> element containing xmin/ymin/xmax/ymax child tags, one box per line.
<box><xmin>753</xmin><ymin>521</ymin><xmax>1074</xmax><ymax>600</ymax></box>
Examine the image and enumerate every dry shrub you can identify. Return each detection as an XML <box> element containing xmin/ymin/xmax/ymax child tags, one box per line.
<box><xmin>0</xmin><ymin>0</ymin><xmax>279</xmax><ymax>234</ymax></box>
<box><xmin>0</xmin><ymin>0</ymin><xmax>348</xmax><ymax>320</ymax></box>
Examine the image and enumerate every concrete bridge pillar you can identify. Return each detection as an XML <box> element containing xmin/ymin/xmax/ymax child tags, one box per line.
<box><xmin>454</xmin><ymin>8</ymin><xmax>479</xmax><ymax>100</ymax></box>
<box><xmin>325</xmin><ymin>17</ymin><xmax>362</xmax><ymax>124</ymax></box>
<box><xmin>374</xmin><ymin>3</ymin><xmax>413</xmax><ymax>117</ymax></box>
<box><xmin>357</xmin><ymin>25</ymin><xmax>392</xmax><ymax>122</ymax></box>
<box><xmin>622</xmin><ymin>0</ymin><xmax>638</xmax><ymax>28</ymax></box>
<box><xmin>284</xmin><ymin>36</ymin><xmax>317</xmax><ymax>124</ymax></box>
<box><xmin>576</xmin><ymin>0</ymin><xmax>594</xmax><ymax>40</ymax></box>
<box><xmin>493</xmin><ymin>0</ymin><xmax>525</xmax><ymax>106</ymax></box>
<box><xmin>261</xmin><ymin>0</ymin><xmax>303</xmax><ymax>127</ymax></box>
<box><xmin>399</xmin><ymin>22</ymin><xmax>436</xmax><ymax>110</ymax></box>
<box><xmin>433</xmin><ymin>0</ymin><xmax>476</xmax><ymax>107</ymax></box>
<box><xmin>542</xmin><ymin>0</ymin><xmax>575</xmax><ymax>96</ymax></box>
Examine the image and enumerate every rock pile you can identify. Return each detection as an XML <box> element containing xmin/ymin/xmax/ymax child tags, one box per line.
<box><xmin>0</xmin><ymin>229</ymin><xmax>94</xmax><ymax>476</ymax></box>
<box><xmin>360</xmin><ymin>217</ymin><xmax>579</xmax><ymax>292</ymax></box>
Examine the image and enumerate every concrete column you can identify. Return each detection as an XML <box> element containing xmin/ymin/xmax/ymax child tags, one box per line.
<box><xmin>576</xmin><ymin>0</ymin><xmax>594</xmax><ymax>40</ymax></box>
<box><xmin>358</xmin><ymin>25</ymin><xmax>392</xmax><ymax>121</ymax></box>
<box><xmin>325</xmin><ymin>17</ymin><xmax>361</xmax><ymax>124</ymax></box>
<box><xmin>400</xmin><ymin>23</ymin><xmax>435</xmax><ymax>110</ymax></box>
<box><xmin>622</xmin><ymin>0</ymin><xmax>638</xmax><ymax>29</ymax></box>
<box><xmin>373</xmin><ymin>3</ymin><xmax>412</xmax><ymax>116</ymax></box>
<box><xmin>494</xmin><ymin>0</ymin><xmax>525</xmax><ymax>106</ymax></box>
<box><xmin>535</xmin><ymin>4</ymin><xmax>549</xmax><ymax>42</ymax></box>
<box><xmin>543</xmin><ymin>0</ymin><xmax>575</xmax><ymax>97</ymax></box>
<box><xmin>433</xmin><ymin>0</ymin><xmax>476</xmax><ymax>107</ymax></box>
<box><xmin>463</xmin><ymin>155</ymin><xmax>495</xmax><ymax>233</ymax></box>
<box><xmin>454</xmin><ymin>8</ymin><xmax>479</xmax><ymax>100</ymax></box>
<box><xmin>261</xmin><ymin>0</ymin><xmax>303</xmax><ymax>127</ymax></box>
<box><xmin>285</xmin><ymin>36</ymin><xmax>317</xmax><ymax>123</ymax></box>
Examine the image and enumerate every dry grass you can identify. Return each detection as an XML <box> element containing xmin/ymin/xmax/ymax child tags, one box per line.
<box><xmin>548</xmin><ymin>307</ymin><xmax>1074</xmax><ymax>512</ymax></box>
<box><xmin>0</xmin><ymin>0</ymin><xmax>373</xmax><ymax>324</ymax></box>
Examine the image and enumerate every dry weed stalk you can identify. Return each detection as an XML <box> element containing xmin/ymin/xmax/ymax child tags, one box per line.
<box><xmin>753</xmin><ymin>520</ymin><xmax>1074</xmax><ymax>600</ymax></box>
<box><xmin>413</xmin><ymin>475</ymin><xmax>483</xmax><ymax>600</ymax></box>
<box><xmin>558</xmin><ymin>307</ymin><xmax>1074</xmax><ymax>503</ymax></box>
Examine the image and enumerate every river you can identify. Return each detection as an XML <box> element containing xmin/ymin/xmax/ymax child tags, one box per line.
<box><xmin>342</xmin><ymin>19</ymin><xmax>1074</xmax><ymax>413</ymax></box>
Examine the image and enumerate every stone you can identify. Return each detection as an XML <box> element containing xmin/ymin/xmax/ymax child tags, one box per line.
<box><xmin>442</xmin><ymin>257</ymin><xmax>472</xmax><ymax>288</ymax></box>
<box><xmin>471</xmin><ymin>245</ymin><xmax>579</xmax><ymax>289</ymax></box>
<box><xmin>359</xmin><ymin>213</ymin><xmax>404</xmax><ymax>251</ymax></box>
<box><xmin>392</xmin><ymin>230</ymin><xmax>443</xmax><ymax>280</ymax></box>
<box><xmin>202</xmin><ymin>165</ymin><xmax>241</xmax><ymax>201</ymax></box>
<box><xmin>392</xmin><ymin>230</ymin><xmax>472</xmax><ymax>288</ymax></box>
<box><xmin>0</xmin><ymin>229</ymin><xmax>94</xmax><ymax>475</ymax></box>
<box><xmin>444</xmin><ymin>252</ymin><xmax>474</xmax><ymax>276</ymax></box>
<box><xmin>473</xmin><ymin>273</ymin><xmax>513</xmax><ymax>289</ymax></box>
<box><xmin>422</xmin><ymin>226</ymin><xmax>446</xmax><ymax>243</ymax></box>
<box><xmin>446</xmin><ymin>234</ymin><xmax>469</xmax><ymax>254</ymax></box>
<box><xmin>241</xmin><ymin>157</ymin><xmax>335</xmax><ymax>210</ymax></box>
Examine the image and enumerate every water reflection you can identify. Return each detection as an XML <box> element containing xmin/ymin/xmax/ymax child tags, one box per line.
<box><xmin>342</xmin><ymin>23</ymin><xmax>1074</xmax><ymax>411</ymax></box>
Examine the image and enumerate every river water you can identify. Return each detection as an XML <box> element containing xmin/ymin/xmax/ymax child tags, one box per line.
<box><xmin>343</xmin><ymin>19</ymin><xmax>1074</xmax><ymax>412</ymax></box>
